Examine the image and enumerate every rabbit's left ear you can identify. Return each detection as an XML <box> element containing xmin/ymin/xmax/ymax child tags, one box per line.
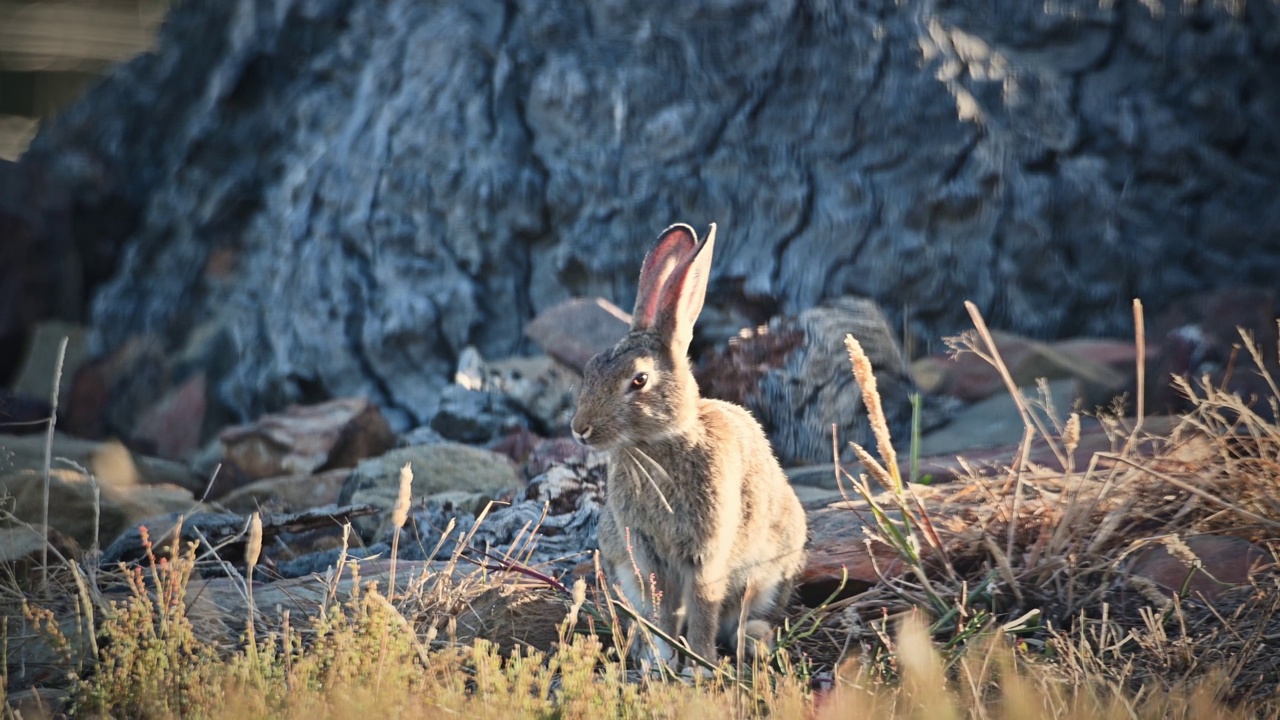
<box><xmin>652</xmin><ymin>223</ymin><xmax>716</xmax><ymax>358</ymax></box>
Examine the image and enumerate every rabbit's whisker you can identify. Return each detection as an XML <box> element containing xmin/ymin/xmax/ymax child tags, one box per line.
<box><xmin>629</xmin><ymin>445</ymin><xmax>673</xmax><ymax>485</ymax></box>
<box><xmin>625</xmin><ymin>448</ymin><xmax>675</xmax><ymax>514</ymax></box>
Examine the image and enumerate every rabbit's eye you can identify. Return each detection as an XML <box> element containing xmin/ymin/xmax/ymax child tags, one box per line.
<box><xmin>628</xmin><ymin>373</ymin><xmax>649</xmax><ymax>392</ymax></box>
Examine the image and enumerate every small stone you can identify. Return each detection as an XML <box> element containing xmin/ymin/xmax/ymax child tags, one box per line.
<box><xmin>1128</xmin><ymin>536</ymin><xmax>1271</xmax><ymax>603</ymax></box>
<box><xmin>218</xmin><ymin>468</ymin><xmax>350</xmax><ymax>514</ymax></box>
<box><xmin>522</xmin><ymin>436</ymin><xmax>595</xmax><ymax>480</ymax></box>
<box><xmin>0</xmin><ymin>466</ymin><xmax>197</xmax><ymax>551</ymax></box>
<box><xmin>339</xmin><ymin>442</ymin><xmax>522</xmax><ymax>539</ymax></box>
<box><xmin>397</xmin><ymin>425</ymin><xmax>447</xmax><ymax>447</ymax></box>
<box><xmin>429</xmin><ymin>384</ymin><xmax>529</xmax><ymax>444</ymax></box>
<box><xmin>479</xmin><ymin>355</ymin><xmax>579</xmax><ymax>435</ymax></box>
<box><xmin>62</xmin><ymin>334</ymin><xmax>171</xmax><ymax>442</ymax></box>
<box><xmin>130</xmin><ymin>372</ymin><xmax>207</xmax><ymax>462</ymax></box>
<box><xmin>489</xmin><ymin>426</ymin><xmax>543</xmax><ymax>469</ymax></box>
<box><xmin>524</xmin><ymin>297</ymin><xmax>630</xmax><ymax>372</ymax></box>
<box><xmin>217</xmin><ymin>397</ymin><xmax>396</xmax><ymax>495</ymax></box>
<box><xmin>0</xmin><ymin>432</ymin><xmax>201</xmax><ymax>493</ymax></box>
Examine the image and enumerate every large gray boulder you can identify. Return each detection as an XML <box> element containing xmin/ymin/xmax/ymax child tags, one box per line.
<box><xmin>18</xmin><ymin>0</ymin><xmax>1280</xmax><ymax>431</ymax></box>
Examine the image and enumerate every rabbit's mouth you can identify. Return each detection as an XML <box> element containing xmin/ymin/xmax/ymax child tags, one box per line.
<box><xmin>571</xmin><ymin>418</ymin><xmax>605</xmax><ymax>448</ymax></box>
<box><xmin>571</xmin><ymin>422</ymin><xmax>628</xmax><ymax>451</ymax></box>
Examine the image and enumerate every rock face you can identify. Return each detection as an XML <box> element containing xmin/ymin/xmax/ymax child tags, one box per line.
<box><xmin>17</xmin><ymin>0</ymin><xmax>1280</xmax><ymax>430</ymax></box>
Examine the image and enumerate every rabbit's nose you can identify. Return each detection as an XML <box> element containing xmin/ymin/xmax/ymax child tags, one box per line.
<box><xmin>572</xmin><ymin>422</ymin><xmax>594</xmax><ymax>445</ymax></box>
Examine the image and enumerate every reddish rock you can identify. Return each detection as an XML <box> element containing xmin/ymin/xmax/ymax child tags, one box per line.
<box><xmin>695</xmin><ymin>323</ymin><xmax>805</xmax><ymax>405</ymax></box>
<box><xmin>130</xmin><ymin>372</ymin><xmax>207</xmax><ymax>462</ymax></box>
<box><xmin>1128</xmin><ymin>535</ymin><xmax>1272</xmax><ymax>602</ymax></box>
<box><xmin>62</xmin><ymin>334</ymin><xmax>171</xmax><ymax>442</ymax></box>
<box><xmin>217</xmin><ymin>397</ymin><xmax>395</xmax><ymax>497</ymax></box>
<box><xmin>920</xmin><ymin>330</ymin><xmax>1128</xmax><ymax>404</ymax></box>
<box><xmin>1146</xmin><ymin>287</ymin><xmax>1280</xmax><ymax>419</ymax></box>
<box><xmin>799</xmin><ymin>500</ymin><xmax>910</xmax><ymax>603</ymax></box>
<box><xmin>1052</xmin><ymin>338</ymin><xmax>1140</xmax><ymax>372</ymax></box>
<box><xmin>523</xmin><ymin>436</ymin><xmax>595</xmax><ymax>479</ymax></box>
<box><xmin>524</xmin><ymin>297</ymin><xmax>630</xmax><ymax>372</ymax></box>
<box><xmin>489</xmin><ymin>426</ymin><xmax>543</xmax><ymax>469</ymax></box>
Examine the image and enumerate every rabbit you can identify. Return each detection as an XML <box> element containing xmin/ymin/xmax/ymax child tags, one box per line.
<box><xmin>571</xmin><ymin>222</ymin><xmax>808</xmax><ymax>665</ymax></box>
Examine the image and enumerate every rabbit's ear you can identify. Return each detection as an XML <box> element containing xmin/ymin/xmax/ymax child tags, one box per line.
<box><xmin>651</xmin><ymin>223</ymin><xmax>716</xmax><ymax>357</ymax></box>
<box><xmin>631</xmin><ymin>223</ymin><xmax>699</xmax><ymax>332</ymax></box>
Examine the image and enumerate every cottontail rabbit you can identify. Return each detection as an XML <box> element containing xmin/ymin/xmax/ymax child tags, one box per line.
<box><xmin>571</xmin><ymin>223</ymin><xmax>808</xmax><ymax>663</ymax></box>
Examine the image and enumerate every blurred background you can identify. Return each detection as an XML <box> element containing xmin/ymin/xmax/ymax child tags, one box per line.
<box><xmin>0</xmin><ymin>0</ymin><xmax>166</xmax><ymax>160</ymax></box>
<box><xmin>1</xmin><ymin>0</ymin><xmax>1278</xmax><ymax>474</ymax></box>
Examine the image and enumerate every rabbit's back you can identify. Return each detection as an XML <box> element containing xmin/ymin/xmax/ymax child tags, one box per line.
<box><xmin>700</xmin><ymin>399</ymin><xmax>807</xmax><ymax>590</ymax></box>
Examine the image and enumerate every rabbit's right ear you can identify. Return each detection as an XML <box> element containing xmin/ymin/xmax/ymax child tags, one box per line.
<box><xmin>631</xmin><ymin>224</ymin><xmax>699</xmax><ymax>331</ymax></box>
<box><xmin>648</xmin><ymin>224</ymin><xmax>716</xmax><ymax>358</ymax></box>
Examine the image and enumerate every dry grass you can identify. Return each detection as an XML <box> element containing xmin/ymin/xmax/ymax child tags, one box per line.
<box><xmin>4</xmin><ymin>309</ymin><xmax>1280</xmax><ymax>718</ymax></box>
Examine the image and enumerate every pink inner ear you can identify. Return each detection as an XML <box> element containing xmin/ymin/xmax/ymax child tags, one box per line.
<box><xmin>632</xmin><ymin>225</ymin><xmax>697</xmax><ymax>329</ymax></box>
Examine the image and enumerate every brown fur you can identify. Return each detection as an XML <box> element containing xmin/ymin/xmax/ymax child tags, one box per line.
<box><xmin>571</xmin><ymin>223</ymin><xmax>807</xmax><ymax>663</ymax></box>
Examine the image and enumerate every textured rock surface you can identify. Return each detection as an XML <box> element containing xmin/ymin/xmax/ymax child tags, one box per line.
<box><xmin>217</xmin><ymin>397</ymin><xmax>396</xmax><ymax>495</ymax></box>
<box><xmin>17</xmin><ymin>0</ymin><xmax>1280</xmax><ymax>430</ymax></box>
<box><xmin>700</xmin><ymin>296</ymin><xmax>916</xmax><ymax>466</ymax></box>
<box><xmin>218</xmin><ymin>467</ymin><xmax>350</xmax><ymax>514</ymax></box>
<box><xmin>338</xmin><ymin>442</ymin><xmax>522</xmax><ymax>539</ymax></box>
<box><xmin>1</xmin><ymin>467</ymin><xmax>197</xmax><ymax>550</ymax></box>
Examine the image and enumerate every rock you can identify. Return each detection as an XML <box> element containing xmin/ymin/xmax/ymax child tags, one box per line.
<box><xmin>8</xmin><ymin>320</ymin><xmax>91</xmax><ymax>411</ymax></box>
<box><xmin>522</xmin><ymin>436</ymin><xmax>594</xmax><ymax>480</ymax></box>
<box><xmin>429</xmin><ymin>384</ymin><xmax>530</xmax><ymax>444</ymax></box>
<box><xmin>217</xmin><ymin>397</ymin><xmax>396</xmax><ymax>496</ymax></box>
<box><xmin>422</xmin><ymin>490</ymin><xmax>494</xmax><ymax>517</ymax></box>
<box><xmin>1</xmin><ymin>466</ymin><xmax>197</xmax><ymax>551</ymax></box>
<box><xmin>61</xmin><ymin>334</ymin><xmax>170</xmax><ymax>442</ymax></box>
<box><xmin>100</xmin><ymin>503</ymin><xmax>380</xmax><ymax>567</ymax></box>
<box><xmin>918</xmin><ymin>331</ymin><xmax>1129</xmax><ymax>404</ymax></box>
<box><xmin>129</xmin><ymin>371</ymin><xmax>207</xmax><ymax>462</ymax></box>
<box><xmin>476</xmin><ymin>354</ymin><xmax>579</xmax><ymax>436</ymax></box>
<box><xmin>524</xmin><ymin>298</ymin><xmax>630</xmax><ymax>372</ymax></box>
<box><xmin>24</xmin><ymin>1</ymin><xmax>1279</xmax><ymax>433</ymax></box>
<box><xmin>0</xmin><ymin>390</ymin><xmax>51</xmax><ymax>436</ymax></box>
<box><xmin>397</xmin><ymin>425</ymin><xmax>447</xmax><ymax>447</ymax></box>
<box><xmin>218</xmin><ymin>468</ymin><xmax>350</xmax><ymax>514</ymax></box>
<box><xmin>0</xmin><ymin>432</ymin><xmax>201</xmax><ymax>494</ymax></box>
<box><xmin>397</xmin><ymin>444</ymin><xmax>608</xmax><ymax>574</ymax></box>
<box><xmin>489</xmin><ymin>427</ymin><xmax>544</xmax><ymax>469</ymax></box>
<box><xmin>917</xmin><ymin>377</ymin><xmax>1078</xmax><ymax>458</ymax></box>
<box><xmin>799</xmin><ymin>498</ymin><xmax>911</xmax><ymax>603</ymax></box>
<box><xmin>699</xmin><ymin>296</ymin><xmax>916</xmax><ymax>466</ymax></box>
<box><xmin>788</xmin><ymin>413</ymin><xmax>1179</xmax><ymax>489</ymax></box>
<box><xmin>0</xmin><ymin>524</ymin><xmax>78</xmax><ymax>571</ymax></box>
<box><xmin>1127</xmin><ymin>536</ymin><xmax>1271</xmax><ymax>603</ymax></box>
<box><xmin>338</xmin><ymin>443</ymin><xmax>522</xmax><ymax>540</ymax></box>
<box><xmin>1146</xmin><ymin>286</ymin><xmax>1280</xmax><ymax>419</ymax></box>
